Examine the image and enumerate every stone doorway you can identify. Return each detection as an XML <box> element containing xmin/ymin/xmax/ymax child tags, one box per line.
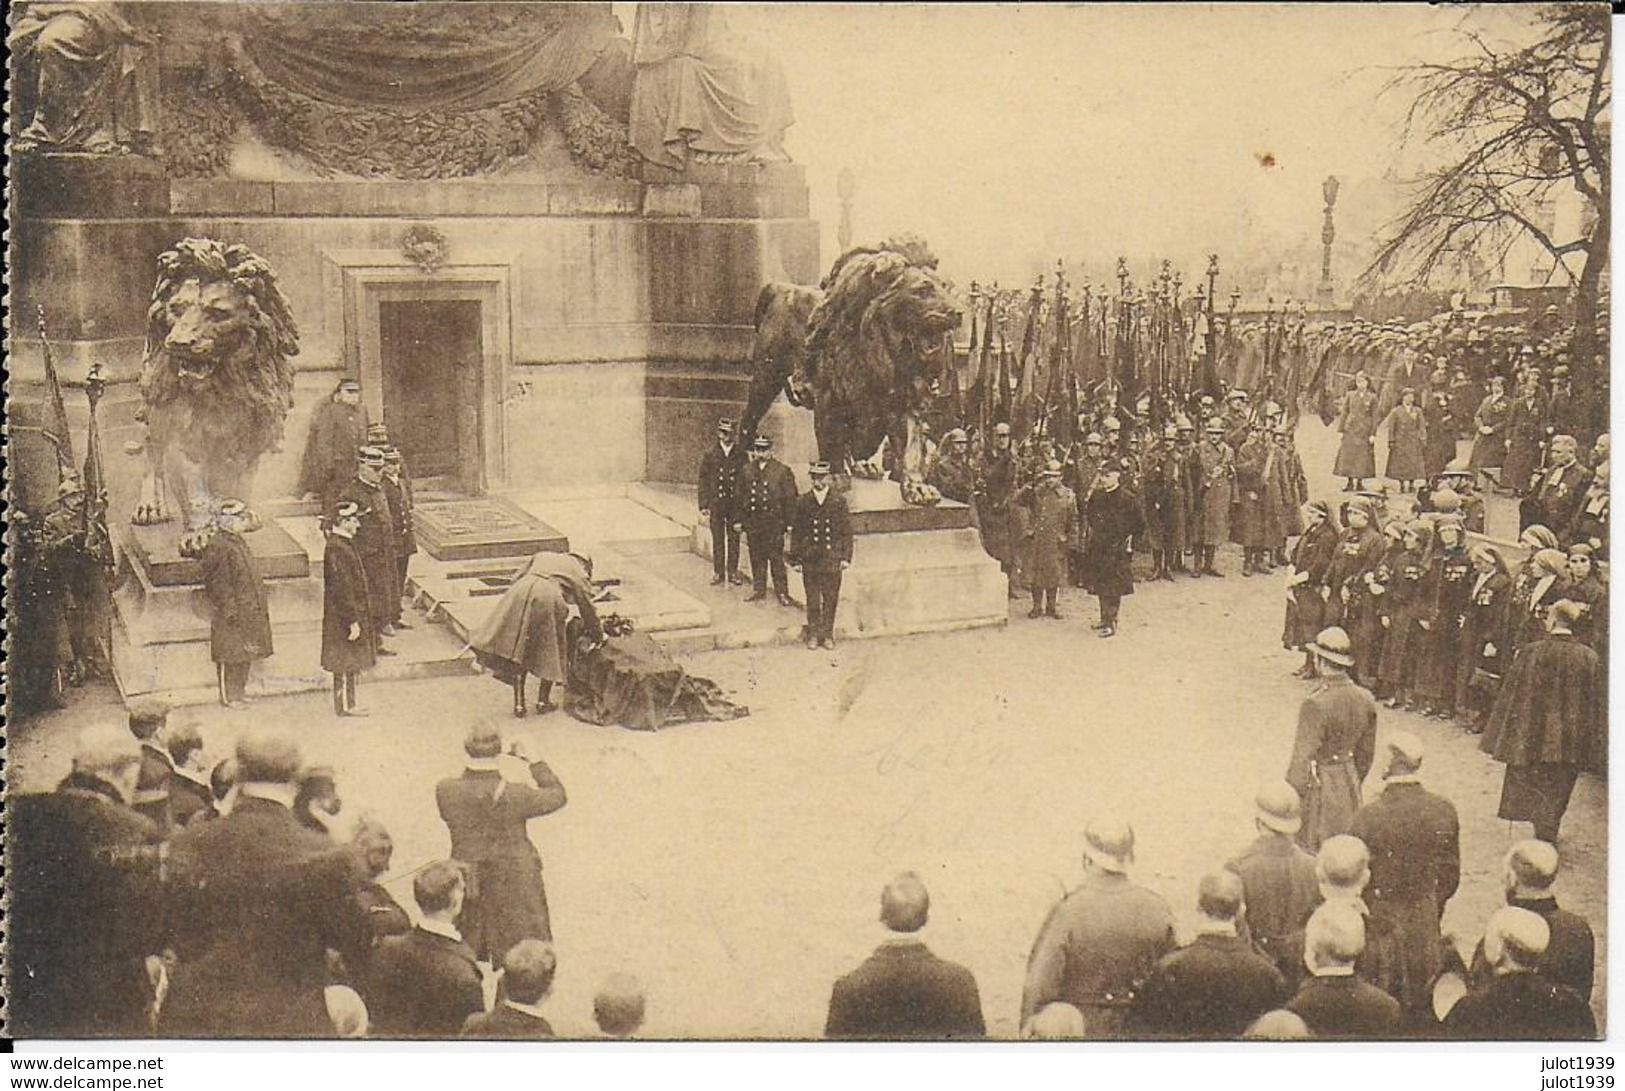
<box><xmin>379</xmin><ymin>298</ymin><xmax>484</xmax><ymax>492</ymax></box>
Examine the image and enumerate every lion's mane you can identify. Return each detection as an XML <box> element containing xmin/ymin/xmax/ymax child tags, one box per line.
<box><xmin>139</xmin><ymin>238</ymin><xmax>299</xmax><ymax>472</ymax></box>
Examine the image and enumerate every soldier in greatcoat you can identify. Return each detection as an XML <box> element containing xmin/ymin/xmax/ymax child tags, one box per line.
<box><xmin>1226</xmin><ymin>783</ymin><xmax>1320</xmax><ymax>981</ymax></box>
<box><xmin>735</xmin><ymin>434</ymin><xmax>800</xmax><ymax>606</ymax></box>
<box><xmin>925</xmin><ymin>428</ymin><xmax>977</xmax><ymax>506</ymax></box>
<box><xmin>975</xmin><ymin>422</ymin><xmax>1018</xmax><ymax>591</ymax></box>
<box><xmin>1021</xmin><ymin>821</ymin><xmax>1176</xmax><ymax>1039</ymax></box>
<box><xmin>1193</xmin><ymin>420</ymin><xmax>1235</xmax><ymax>577</ymax></box>
<box><xmin>789</xmin><ymin>461</ymin><xmax>854</xmax><ymax>649</ymax></box>
<box><xmin>1066</xmin><ymin>433</ymin><xmax>1105</xmax><ymax>587</ymax></box>
<box><xmin>322</xmin><ymin>501</ymin><xmax>376</xmax><ymax>718</ymax></box>
<box><xmin>199</xmin><ymin>500</ymin><xmax>273</xmax><ymax>709</ymax></box>
<box><xmin>1234</xmin><ymin>424</ymin><xmax>1272</xmax><ymax>575</ymax></box>
<box><xmin>338</xmin><ymin>446</ymin><xmax>399</xmax><ymax>652</ymax></box>
<box><xmin>698</xmin><ymin>418</ymin><xmax>746</xmax><ymax>586</ymax></box>
<box><xmin>1285</xmin><ymin>627</ymin><xmax>1377</xmax><ymax>852</ymax></box>
<box><xmin>1081</xmin><ymin>459</ymin><xmax>1143</xmax><ymax>638</ymax></box>
<box><xmin>1020</xmin><ymin>461</ymin><xmax>1075</xmax><ymax>620</ymax></box>
<box><xmin>436</xmin><ymin>724</ymin><xmax>568</xmax><ymax>959</ymax></box>
<box><xmin>381</xmin><ymin>446</ymin><xmax>418</xmax><ymax>628</ymax></box>
<box><xmin>1264</xmin><ymin>427</ymin><xmax>1308</xmax><ymax>566</ymax></box>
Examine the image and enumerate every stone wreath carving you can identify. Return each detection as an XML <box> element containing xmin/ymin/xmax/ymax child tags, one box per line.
<box><xmin>401</xmin><ymin>225</ymin><xmax>449</xmax><ymax>273</ymax></box>
<box><xmin>160</xmin><ymin>40</ymin><xmax>639</xmax><ymax>181</ymax></box>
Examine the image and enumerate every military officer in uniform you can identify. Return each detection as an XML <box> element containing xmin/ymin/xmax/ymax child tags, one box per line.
<box><xmin>199</xmin><ymin>500</ymin><xmax>274</xmax><ymax>709</ymax></box>
<box><xmin>322</xmin><ymin>501</ymin><xmax>376</xmax><ymax>718</ymax></box>
<box><xmin>1021</xmin><ymin>820</ymin><xmax>1176</xmax><ymax>1039</ymax></box>
<box><xmin>1194</xmin><ymin>420</ymin><xmax>1235</xmax><ymax>577</ymax></box>
<box><xmin>298</xmin><ymin>378</ymin><xmax>368</xmax><ymax>514</ymax></box>
<box><xmin>736</xmin><ymin>434</ymin><xmax>799</xmax><ymax>606</ymax></box>
<box><xmin>926</xmin><ymin>428</ymin><xmax>977</xmax><ymax>505</ymax></box>
<box><xmin>789</xmin><ymin>461</ymin><xmax>853</xmax><ymax>650</ymax></box>
<box><xmin>381</xmin><ymin>445</ymin><xmax>417</xmax><ymax>629</ymax></box>
<box><xmin>339</xmin><ymin>446</ymin><xmax>399</xmax><ymax>654</ymax></box>
<box><xmin>699</xmin><ymin>418</ymin><xmax>746</xmax><ymax>586</ymax></box>
<box><xmin>1226</xmin><ymin>782</ymin><xmax>1320</xmax><ymax>980</ymax></box>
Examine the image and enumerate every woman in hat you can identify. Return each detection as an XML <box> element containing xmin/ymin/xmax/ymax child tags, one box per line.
<box><xmin>1333</xmin><ymin>372</ymin><xmax>1378</xmax><ymax>492</ymax></box>
<box><xmin>471</xmin><ymin>551</ymin><xmax>603</xmax><ymax>716</ymax></box>
<box><xmin>1423</xmin><ymin>385</ymin><xmax>1457</xmax><ymax>478</ymax></box>
<box><xmin>1418</xmin><ymin>518</ymin><xmax>1472</xmax><ymax>719</ymax></box>
<box><xmin>1560</xmin><ymin>544</ymin><xmax>1606</xmax><ymax>652</ymax></box>
<box><xmin>1507</xmin><ymin>548</ymin><xmax>1569</xmax><ymax>655</ymax></box>
<box><xmin>1284</xmin><ymin>500</ymin><xmax>1340</xmax><ymax>676</ymax></box>
<box><xmin>1502</xmin><ymin>371</ymin><xmax>1549</xmax><ymax>496</ymax></box>
<box><xmin>1457</xmin><ymin>545</ymin><xmax>1512</xmax><ymax>731</ymax></box>
<box><xmin>1378</xmin><ymin>520</ymin><xmax>1435</xmax><ymax>709</ymax></box>
<box><xmin>1469</xmin><ymin>374</ymin><xmax>1510</xmax><ymax>491</ymax></box>
<box><xmin>1352</xmin><ymin>522</ymin><xmax>1405</xmax><ymax>690</ymax></box>
<box><xmin>1379</xmin><ymin>388</ymin><xmax>1428</xmax><ymax>491</ymax></box>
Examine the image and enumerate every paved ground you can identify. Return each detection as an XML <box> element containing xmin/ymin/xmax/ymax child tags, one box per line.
<box><xmin>8</xmin><ymin>415</ymin><xmax>1604</xmax><ymax>1039</ymax></box>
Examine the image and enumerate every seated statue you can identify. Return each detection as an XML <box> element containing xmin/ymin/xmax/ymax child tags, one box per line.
<box><xmin>628</xmin><ymin>3</ymin><xmax>793</xmax><ymax>170</ymax></box>
<box><xmin>9</xmin><ymin>1</ymin><xmax>159</xmax><ymax>155</ymax></box>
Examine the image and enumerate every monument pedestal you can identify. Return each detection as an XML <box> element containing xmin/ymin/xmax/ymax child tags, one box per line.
<box><xmin>109</xmin><ymin>520</ymin><xmax>326</xmax><ymax>699</ymax></box>
<box><xmin>693</xmin><ymin>476</ymin><xmax>1007</xmax><ymax>641</ymax></box>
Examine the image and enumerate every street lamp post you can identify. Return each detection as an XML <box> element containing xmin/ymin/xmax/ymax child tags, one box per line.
<box><xmin>1318</xmin><ymin>175</ymin><xmax>1340</xmax><ymax>306</ymax></box>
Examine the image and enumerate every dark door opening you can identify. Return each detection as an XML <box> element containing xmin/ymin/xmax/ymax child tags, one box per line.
<box><xmin>378</xmin><ymin>299</ymin><xmax>484</xmax><ymax>492</ymax></box>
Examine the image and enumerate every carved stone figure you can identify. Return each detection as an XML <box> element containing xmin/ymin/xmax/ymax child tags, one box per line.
<box><xmin>743</xmin><ymin>237</ymin><xmax>962</xmax><ymax>505</ymax></box>
<box><xmin>9</xmin><ymin>2</ymin><xmax>159</xmax><ymax>155</ymax></box>
<box><xmin>629</xmin><ymin>4</ymin><xmax>793</xmax><ymax>169</ymax></box>
<box><xmin>134</xmin><ymin>239</ymin><xmax>298</xmax><ymax>530</ymax></box>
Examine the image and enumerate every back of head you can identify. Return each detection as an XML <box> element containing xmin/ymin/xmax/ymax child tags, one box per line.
<box><xmin>1196</xmin><ymin>870</ymin><xmax>1245</xmax><ymax>923</ymax></box>
<box><xmin>126</xmin><ymin>697</ymin><xmax>170</xmax><ymax>741</ymax></box>
<box><xmin>166</xmin><ymin>721</ymin><xmax>205</xmax><ymax>766</ymax></box>
<box><xmin>1316</xmin><ymin>835</ymin><xmax>1370</xmax><ymax>892</ymax></box>
<box><xmin>72</xmin><ymin>722</ymin><xmax>143</xmax><ymax>783</ymax></box>
<box><xmin>210</xmin><ymin>757</ymin><xmax>239</xmax><ymax>802</ymax></box>
<box><xmin>593</xmin><ymin>972</ymin><xmax>646</xmax><ymax>1037</ymax></box>
<box><xmin>1484</xmin><ymin>906</ymin><xmax>1550</xmax><ymax>972</ymax></box>
<box><xmin>502</xmin><ymin>939</ymin><xmax>558</xmax><ymax>1005</ymax></box>
<box><xmin>879</xmin><ymin>871</ymin><xmax>930</xmax><ymax>933</ymax></box>
<box><xmin>1305</xmin><ymin>901</ymin><xmax>1366</xmax><ymax>968</ymax></box>
<box><xmin>1244</xmin><ymin>1009</ymin><xmax>1311</xmax><ymax>1040</ymax></box>
<box><xmin>1384</xmin><ymin>729</ymin><xmax>1425</xmax><ymax>776</ymax></box>
<box><xmin>1022</xmin><ymin>1002</ymin><xmax>1086</xmax><ymax>1040</ymax></box>
<box><xmin>1083</xmin><ymin>817</ymin><xmax>1136</xmax><ymax>873</ymax></box>
<box><xmin>235</xmin><ymin>731</ymin><xmax>303</xmax><ymax>785</ymax></box>
<box><xmin>1505</xmin><ymin>839</ymin><xmax>1560</xmax><ymax>894</ymax></box>
<box><xmin>413</xmin><ymin>860</ymin><xmax>465</xmax><ymax>916</ymax></box>
<box><xmin>464</xmin><ymin>722</ymin><xmax>504</xmax><ymax>760</ymax></box>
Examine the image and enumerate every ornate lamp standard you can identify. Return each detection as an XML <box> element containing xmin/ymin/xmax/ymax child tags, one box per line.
<box><xmin>1318</xmin><ymin>175</ymin><xmax>1340</xmax><ymax>306</ymax></box>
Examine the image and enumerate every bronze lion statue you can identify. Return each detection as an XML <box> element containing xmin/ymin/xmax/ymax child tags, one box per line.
<box><xmin>133</xmin><ymin>238</ymin><xmax>298</xmax><ymax>530</ymax></box>
<box><xmin>741</xmin><ymin>234</ymin><xmax>961</xmax><ymax>505</ymax></box>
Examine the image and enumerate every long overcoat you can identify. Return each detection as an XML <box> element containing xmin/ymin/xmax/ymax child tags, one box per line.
<box><xmin>1334</xmin><ymin>390</ymin><xmax>1378</xmax><ymax>478</ymax></box>
<box><xmin>1381</xmin><ymin>404</ymin><xmax>1427</xmax><ymax>481</ymax></box>
<box><xmin>435</xmin><ymin>759</ymin><xmax>568</xmax><ymax>960</ymax></box>
<box><xmin>1023</xmin><ymin>481</ymin><xmax>1076</xmax><ymax>590</ymax></box>
<box><xmin>1469</xmin><ymin>393</ymin><xmax>1509</xmax><ymax>470</ymax></box>
<box><xmin>321</xmin><ymin>534</ymin><xmax>377</xmax><ymax>675</ymax></box>
<box><xmin>1503</xmin><ymin>392</ymin><xmax>1549</xmax><ymax>493</ymax></box>
<box><xmin>471</xmin><ymin>553</ymin><xmax>602</xmax><ymax>685</ymax></box>
<box><xmin>200</xmin><ymin>530</ymin><xmax>273</xmax><ymax>666</ymax></box>
<box><xmin>1195</xmin><ymin>439</ymin><xmax>1234</xmax><ymax>543</ymax></box>
<box><xmin>1082</xmin><ymin>485</ymin><xmax>1144</xmax><ymax>598</ymax></box>
<box><xmin>338</xmin><ymin>478</ymin><xmax>399</xmax><ymax>623</ymax></box>
<box><xmin>1285</xmin><ymin>674</ymin><xmax>1377</xmax><ymax>851</ymax></box>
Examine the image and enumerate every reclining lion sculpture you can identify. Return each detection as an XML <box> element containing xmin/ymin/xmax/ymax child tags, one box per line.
<box><xmin>133</xmin><ymin>238</ymin><xmax>298</xmax><ymax>530</ymax></box>
<box><xmin>741</xmin><ymin>235</ymin><xmax>961</xmax><ymax>505</ymax></box>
